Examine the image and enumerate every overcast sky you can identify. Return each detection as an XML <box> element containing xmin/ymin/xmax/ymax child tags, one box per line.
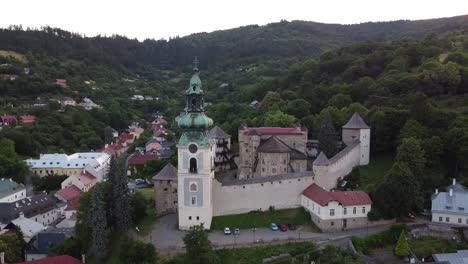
<box><xmin>1</xmin><ymin>0</ymin><xmax>467</xmax><ymax>40</ymax></box>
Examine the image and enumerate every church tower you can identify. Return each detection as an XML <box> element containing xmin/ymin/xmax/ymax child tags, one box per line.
<box><xmin>177</xmin><ymin>58</ymin><xmax>215</xmax><ymax>230</ymax></box>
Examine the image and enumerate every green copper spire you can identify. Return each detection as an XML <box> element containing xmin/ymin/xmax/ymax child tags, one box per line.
<box><xmin>177</xmin><ymin>58</ymin><xmax>213</xmax><ymax>146</ymax></box>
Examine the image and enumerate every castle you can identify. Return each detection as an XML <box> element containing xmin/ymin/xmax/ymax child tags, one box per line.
<box><xmin>153</xmin><ymin>61</ymin><xmax>371</xmax><ymax>230</ymax></box>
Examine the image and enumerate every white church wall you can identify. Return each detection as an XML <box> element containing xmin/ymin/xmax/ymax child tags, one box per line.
<box><xmin>213</xmin><ymin>175</ymin><xmax>314</xmax><ymax>216</ymax></box>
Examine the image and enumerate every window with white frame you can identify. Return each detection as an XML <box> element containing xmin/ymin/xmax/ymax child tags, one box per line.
<box><xmin>353</xmin><ymin>207</ymin><xmax>356</xmax><ymax>214</ymax></box>
<box><xmin>343</xmin><ymin>208</ymin><xmax>347</xmax><ymax>215</ymax></box>
<box><xmin>362</xmin><ymin>207</ymin><xmax>366</xmax><ymax>214</ymax></box>
<box><xmin>191</xmin><ymin>196</ymin><xmax>197</xmax><ymax>205</ymax></box>
<box><xmin>330</xmin><ymin>209</ymin><xmax>335</xmax><ymax>216</ymax></box>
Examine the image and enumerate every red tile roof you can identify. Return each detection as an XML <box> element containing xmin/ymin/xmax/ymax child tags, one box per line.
<box><xmin>128</xmin><ymin>153</ymin><xmax>159</xmax><ymax>165</ymax></box>
<box><xmin>243</xmin><ymin>127</ymin><xmax>304</xmax><ymax>135</ymax></box>
<box><xmin>66</xmin><ymin>197</ymin><xmax>80</xmax><ymax>211</ymax></box>
<box><xmin>19</xmin><ymin>115</ymin><xmax>37</xmax><ymax>124</ymax></box>
<box><xmin>302</xmin><ymin>184</ymin><xmax>372</xmax><ymax>206</ymax></box>
<box><xmin>15</xmin><ymin>255</ymin><xmax>82</xmax><ymax>264</ymax></box>
<box><xmin>56</xmin><ymin>185</ymin><xmax>81</xmax><ymax>202</ymax></box>
<box><xmin>77</xmin><ymin>171</ymin><xmax>97</xmax><ymax>186</ymax></box>
<box><xmin>0</xmin><ymin>115</ymin><xmax>17</xmax><ymax>123</ymax></box>
<box><xmin>118</xmin><ymin>133</ymin><xmax>134</xmax><ymax>141</ymax></box>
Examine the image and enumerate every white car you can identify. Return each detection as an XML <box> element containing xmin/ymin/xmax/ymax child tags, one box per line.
<box><xmin>223</xmin><ymin>227</ymin><xmax>231</xmax><ymax>235</ymax></box>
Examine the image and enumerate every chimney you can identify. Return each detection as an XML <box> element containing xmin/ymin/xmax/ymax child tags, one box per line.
<box><xmin>453</xmin><ymin>178</ymin><xmax>457</xmax><ymax>186</ymax></box>
<box><xmin>450</xmin><ymin>188</ymin><xmax>453</xmax><ymax>197</ymax></box>
<box><xmin>82</xmin><ymin>254</ymin><xmax>86</xmax><ymax>264</ymax></box>
<box><xmin>435</xmin><ymin>189</ymin><xmax>439</xmax><ymax>195</ymax></box>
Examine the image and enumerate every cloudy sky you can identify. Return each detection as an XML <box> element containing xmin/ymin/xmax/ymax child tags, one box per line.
<box><xmin>1</xmin><ymin>0</ymin><xmax>467</xmax><ymax>40</ymax></box>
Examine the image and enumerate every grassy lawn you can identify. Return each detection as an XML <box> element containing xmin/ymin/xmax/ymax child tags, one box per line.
<box><xmin>216</xmin><ymin>242</ymin><xmax>313</xmax><ymax>264</ymax></box>
<box><xmin>211</xmin><ymin>208</ymin><xmax>311</xmax><ymax>230</ymax></box>
<box><xmin>135</xmin><ymin>188</ymin><xmax>157</xmax><ymax>236</ymax></box>
<box><xmin>409</xmin><ymin>237</ymin><xmax>467</xmax><ymax>259</ymax></box>
<box><xmin>358</xmin><ymin>156</ymin><xmax>393</xmax><ymax>193</ymax></box>
<box><xmin>0</xmin><ymin>50</ymin><xmax>27</xmax><ymax>63</ymax></box>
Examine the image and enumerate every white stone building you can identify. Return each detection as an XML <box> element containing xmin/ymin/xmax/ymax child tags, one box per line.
<box><xmin>0</xmin><ymin>178</ymin><xmax>26</xmax><ymax>203</ymax></box>
<box><xmin>431</xmin><ymin>179</ymin><xmax>468</xmax><ymax>226</ymax></box>
<box><xmin>301</xmin><ymin>183</ymin><xmax>372</xmax><ymax>231</ymax></box>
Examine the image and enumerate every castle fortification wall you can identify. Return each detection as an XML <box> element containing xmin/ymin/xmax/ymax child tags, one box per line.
<box><xmin>315</xmin><ymin>142</ymin><xmax>361</xmax><ymax>191</ymax></box>
<box><xmin>213</xmin><ymin>172</ymin><xmax>314</xmax><ymax>216</ymax></box>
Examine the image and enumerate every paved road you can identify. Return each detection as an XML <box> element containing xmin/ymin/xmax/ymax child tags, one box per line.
<box><xmin>146</xmin><ymin>214</ymin><xmax>393</xmax><ymax>252</ymax></box>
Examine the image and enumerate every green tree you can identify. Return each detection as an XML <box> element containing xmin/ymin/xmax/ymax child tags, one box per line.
<box><xmin>108</xmin><ymin>157</ymin><xmax>132</xmax><ymax>231</ymax></box>
<box><xmin>318</xmin><ymin>114</ymin><xmax>338</xmax><ymax>158</ymax></box>
<box><xmin>328</xmin><ymin>93</ymin><xmax>352</xmax><ymax>109</ymax></box>
<box><xmin>398</xmin><ymin>120</ymin><xmax>429</xmax><ymax>142</ymax></box>
<box><xmin>89</xmin><ymin>186</ymin><xmax>108</xmax><ymax>259</ymax></box>
<box><xmin>264</xmin><ymin>110</ymin><xmax>296</xmax><ymax>127</ymax></box>
<box><xmin>395</xmin><ymin>138</ymin><xmax>426</xmax><ymax>178</ymax></box>
<box><xmin>0</xmin><ymin>138</ymin><xmax>28</xmax><ymax>184</ymax></box>
<box><xmin>120</xmin><ymin>238</ymin><xmax>158</xmax><ymax>264</ymax></box>
<box><xmin>183</xmin><ymin>224</ymin><xmax>220</xmax><ymax>264</ymax></box>
<box><xmin>259</xmin><ymin>91</ymin><xmax>282</xmax><ymax>113</ymax></box>
<box><xmin>395</xmin><ymin>231</ymin><xmax>410</xmax><ymax>257</ymax></box>
<box><xmin>373</xmin><ymin>162</ymin><xmax>422</xmax><ymax>218</ymax></box>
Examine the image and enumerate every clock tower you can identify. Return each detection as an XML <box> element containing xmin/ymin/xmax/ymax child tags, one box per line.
<box><xmin>177</xmin><ymin>58</ymin><xmax>215</xmax><ymax>230</ymax></box>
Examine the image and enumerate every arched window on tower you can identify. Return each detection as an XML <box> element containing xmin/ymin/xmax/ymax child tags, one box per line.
<box><xmin>190</xmin><ymin>158</ymin><xmax>197</xmax><ymax>173</ymax></box>
<box><xmin>191</xmin><ymin>98</ymin><xmax>197</xmax><ymax>109</ymax></box>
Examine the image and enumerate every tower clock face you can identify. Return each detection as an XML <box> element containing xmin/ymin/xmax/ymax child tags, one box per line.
<box><xmin>189</xmin><ymin>144</ymin><xmax>198</xmax><ymax>153</ymax></box>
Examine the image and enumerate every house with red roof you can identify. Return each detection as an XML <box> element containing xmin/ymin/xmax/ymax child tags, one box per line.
<box><xmin>127</xmin><ymin>153</ymin><xmax>158</xmax><ymax>176</ymax></box>
<box><xmin>55</xmin><ymin>185</ymin><xmax>81</xmax><ymax>203</ymax></box>
<box><xmin>19</xmin><ymin>115</ymin><xmax>37</xmax><ymax>124</ymax></box>
<box><xmin>61</xmin><ymin>171</ymin><xmax>97</xmax><ymax>192</ymax></box>
<box><xmin>0</xmin><ymin>115</ymin><xmax>17</xmax><ymax>126</ymax></box>
<box><xmin>54</xmin><ymin>79</ymin><xmax>67</xmax><ymax>87</ymax></box>
<box><xmin>301</xmin><ymin>183</ymin><xmax>372</xmax><ymax>231</ymax></box>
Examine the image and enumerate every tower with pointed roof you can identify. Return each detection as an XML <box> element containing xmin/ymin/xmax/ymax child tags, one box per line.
<box><xmin>342</xmin><ymin>112</ymin><xmax>370</xmax><ymax>165</ymax></box>
<box><xmin>176</xmin><ymin>58</ymin><xmax>215</xmax><ymax>230</ymax></box>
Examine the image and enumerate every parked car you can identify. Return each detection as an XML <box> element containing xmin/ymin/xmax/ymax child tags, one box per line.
<box><xmin>270</xmin><ymin>223</ymin><xmax>278</xmax><ymax>231</ymax></box>
<box><xmin>233</xmin><ymin>228</ymin><xmax>240</xmax><ymax>235</ymax></box>
<box><xmin>224</xmin><ymin>227</ymin><xmax>231</xmax><ymax>235</ymax></box>
<box><xmin>279</xmin><ymin>224</ymin><xmax>288</xmax><ymax>232</ymax></box>
<box><xmin>287</xmin><ymin>224</ymin><xmax>297</xmax><ymax>230</ymax></box>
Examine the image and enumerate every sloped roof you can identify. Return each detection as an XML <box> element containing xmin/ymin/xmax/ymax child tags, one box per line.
<box><xmin>290</xmin><ymin>148</ymin><xmax>308</xmax><ymax>160</ymax></box>
<box><xmin>0</xmin><ymin>193</ymin><xmax>58</xmax><ymax>224</ymax></box>
<box><xmin>65</xmin><ymin>197</ymin><xmax>80</xmax><ymax>211</ymax></box>
<box><xmin>242</xmin><ymin>127</ymin><xmax>304</xmax><ymax>135</ymax></box>
<box><xmin>27</xmin><ymin>232</ymin><xmax>66</xmax><ymax>255</ymax></box>
<box><xmin>76</xmin><ymin>171</ymin><xmax>97</xmax><ymax>186</ymax></box>
<box><xmin>128</xmin><ymin>153</ymin><xmax>159</xmax><ymax>165</ymax></box>
<box><xmin>257</xmin><ymin>136</ymin><xmax>291</xmax><ymax>153</ymax></box>
<box><xmin>433</xmin><ymin>249</ymin><xmax>468</xmax><ymax>264</ymax></box>
<box><xmin>209</xmin><ymin>126</ymin><xmax>231</xmax><ymax>139</ymax></box>
<box><xmin>343</xmin><ymin>112</ymin><xmax>369</xmax><ymax>129</ymax></box>
<box><xmin>313</xmin><ymin>152</ymin><xmax>330</xmax><ymax>166</ymax></box>
<box><xmin>432</xmin><ymin>190</ymin><xmax>468</xmax><ymax>215</ymax></box>
<box><xmin>0</xmin><ymin>178</ymin><xmax>25</xmax><ymax>200</ymax></box>
<box><xmin>9</xmin><ymin>217</ymin><xmax>46</xmax><ymax>238</ymax></box>
<box><xmin>302</xmin><ymin>183</ymin><xmax>372</xmax><ymax>206</ymax></box>
<box><xmin>56</xmin><ymin>185</ymin><xmax>81</xmax><ymax>202</ymax></box>
<box><xmin>15</xmin><ymin>255</ymin><xmax>82</xmax><ymax>264</ymax></box>
<box><xmin>153</xmin><ymin>163</ymin><xmax>177</xmax><ymax>181</ymax></box>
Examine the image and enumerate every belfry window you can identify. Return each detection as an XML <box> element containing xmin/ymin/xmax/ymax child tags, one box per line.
<box><xmin>190</xmin><ymin>158</ymin><xmax>197</xmax><ymax>173</ymax></box>
<box><xmin>191</xmin><ymin>98</ymin><xmax>197</xmax><ymax>109</ymax></box>
<box><xmin>190</xmin><ymin>183</ymin><xmax>197</xmax><ymax>192</ymax></box>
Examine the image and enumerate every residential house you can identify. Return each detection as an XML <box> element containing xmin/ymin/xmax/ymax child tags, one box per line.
<box><xmin>131</xmin><ymin>95</ymin><xmax>144</xmax><ymax>100</ymax></box>
<box><xmin>32</xmin><ymin>97</ymin><xmax>47</xmax><ymax>107</ymax></box>
<box><xmin>2</xmin><ymin>216</ymin><xmax>46</xmax><ymax>242</ymax></box>
<box><xmin>433</xmin><ymin>249</ymin><xmax>468</xmax><ymax>264</ymax></box>
<box><xmin>25</xmin><ymin>152</ymin><xmax>109</xmax><ymax>177</ymax></box>
<box><xmin>145</xmin><ymin>138</ymin><xmax>163</xmax><ymax>154</ymax></box>
<box><xmin>15</xmin><ymin>255</ymin><xmax>83</xmax><ymax>264</ymax></box>
<box><xmin>0</xmin><ymin>193</ymin><xmax>65</xmax><ymax>228</ymax></box>
<box><xmin>0</xmin><ymin>178</ymin><xmax>26</xmax><ymax>203</ymax></box>
<box><xmin>61</xmin><ymin>171</ymin><xmax>97</xmax><ymax>192</ymax></box>
<box><xmin>55</xmin><ymin>185</ymin><xmax>81</xmax><ymax>204</ymax></box>
<box><xmin>78</xmin><ymin>97</ymin><xmax>101</xmax><ymax>110</ymax></box>
<box><xmin>129</xmin><ymin>127</ymin><xmax>144</xmax><ymax>139</ymax></box>
<box><xmin>157</xmin><ymin>149</ymin><xmax>172</xmax><ymax>159</ymax></box>
<box><xmin>431</xmin><ymin>179</ymin><xmax>468</xmax><ymax>226</ymax></box>
<box><xmin>59</xmin><ymin>97</ymin><xmax>76</xmax><ymax>107</ymax></box>
<box><xmin>127</xmin><ymin>153</ymin><xmax>158</xmax><ymax>176</ymax></box>
<box><xmin>19</xmin><ymin>115</ymin><xmax>37</xmax><ymax>124</ymax></box>
<box><xmin>54</xmin><ymin>79</ymin><xmax>67</xmax><ymax>87</ymax></box>
<box><xmin>0</xmin><ymin>115</ymin><xmax>17</xmax><ymax>126</ymax></box>
<box><xmin>25</xmin><ymin>231</ymin><xmax>66</xmax><ymax>261</ymax></box>
<box><xmin>249</xmin><ymin>100</ymin><xmax>259</xmax><ymax>108</ymax></box>
<box><xmin>301</xmin><ymin>183</ymin><xmax>372</xmax><ymax>231</ymax></box>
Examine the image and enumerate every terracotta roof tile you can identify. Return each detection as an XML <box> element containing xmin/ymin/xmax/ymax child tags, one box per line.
<box><xmin>56</xmin><ymin>185</ymin><xmax>81</xmax><ymax>202</ymax></box>
<box><xmin>15</xmin><ymin>255</ymin><xmax>82</xmax><ymax>264</ymax></box>
<box><xmin>128</xmin><ymin>153</ymin><xmax>159</xmax><ymax>165</ymax></box>
<box><xmin>302</xmin><ymin>183</ymin><xmax>372</xmax><ymax>206</ymax></box>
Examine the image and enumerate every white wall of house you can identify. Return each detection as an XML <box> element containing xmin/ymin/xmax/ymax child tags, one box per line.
<box><xmin>0</xmin><ymin>189</ymin><xmax>26</xmax><ymax>203</ymax></box>
<box><xmin>30</xmin><ymin>207</ymin><xmax>64</xmax><ymax>226</ymax></box>
<box><xmin>301</xmin><ymin>195</ymin><xmax>371</xmax><ymax>221</ymax></box>
<box><xmin>432</xmin><ymin>212</ymin><xmax>468</xmax><ymax>226</ymax></box>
